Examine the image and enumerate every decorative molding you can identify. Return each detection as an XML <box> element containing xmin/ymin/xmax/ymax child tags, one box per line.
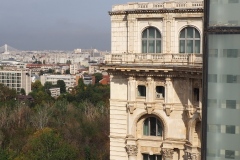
<box><xmin>144</xmin><ymin>102</ymin><xmax>155</xmax><ymax>114</ymax></box>
<box><xmin>161</xmin><ymin>148</ymin><xmax>174</xmax><ymax>159</ymax></box>
<box><xmin>126</xmin><ymin>145</ymin><xmax>138</xmax><ymax>156</ymax></box>
<box><xmin>127</xmin><ymin>102</ymin><xmax>136</xmax><ymax>114</ymax></box>
<box><xmin>163</xmin><ymin>103</ymin><xmax>173</xmax><ymax>116</ymax></box>
<box><xmin>186</xmin><ymin>152</ymin><xmax>201</xmax><ymax>160</ymax></box>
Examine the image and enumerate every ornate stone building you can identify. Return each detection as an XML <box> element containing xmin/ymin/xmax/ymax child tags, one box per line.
<box><xmin>101</xmin><ymin>0</ymin><xmax>203</xmax><ymax>159</ymax></box>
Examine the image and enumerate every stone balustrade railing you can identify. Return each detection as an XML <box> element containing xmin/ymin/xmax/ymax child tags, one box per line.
<box><xmin>112</xmin><ymin>1</ymin><xmax>203</xmax><ymax>11</ymax></box>
<box><xmin>105</xmin><ymin>53</ymin><xmax>202</xmax><ymax>66</ymax></box>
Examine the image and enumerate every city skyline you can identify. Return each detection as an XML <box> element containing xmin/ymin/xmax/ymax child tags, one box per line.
<box><xmin>0</xmin><ymin>0</ymin><xmax>154</xmax><ymax>51</ymax></box>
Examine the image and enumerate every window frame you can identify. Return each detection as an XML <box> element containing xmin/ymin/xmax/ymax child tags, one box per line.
<box><xmin>179</xmin><ymin>27</ymin><xmax>201</xmax><ymax>53</ymax></box>
<box><xmin>143</xmin><ymin>154</ymin><xmax>162</xmax><ymax>160</ymax></box>
<box><xmin>142</xmin><ymin>27</ymin><xmax>162</xmax><ymax>53</ymax></box>
<box><xmin>137</xmin><ymin>85</ymin><xmax>146</xmax><ymax>97</ymax></box>
<box><xmin>143</xmin><ymin>117</ymin><xmax>163</xmax><ymax>137</ymax></box>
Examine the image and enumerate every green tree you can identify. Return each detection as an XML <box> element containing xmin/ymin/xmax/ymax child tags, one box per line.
<box><xmin>65</xmin><ymin>69</ymin><xmax>70</xmax><ymax>74</ymax></box>
<box><xmin>31</xmin><ymin>80</ymin><xmax>43</xmax><ymax>92</ymax></box>
<box><xmin>20</xmin><ymin>128</ymin><xmax>77</xmax><ymax>160</ymax></box>
<box><xmin>93</xmin><ymin>73</ymin><xmax>103</xmax><ymax>84</ymax></box>
<box><xmin>57</xmin><ymin>80</ymin><xmax>66</xmax><ymax>93</ymax></box>
<box><xmin>20</xmin><ymin>88</ymin><xmax>26</xmax><ymax>95</ymax></box>
<box><xmin>39</xmin><ymin>70</ymin><xmax>44</xmax><ymax>76</ymax></box>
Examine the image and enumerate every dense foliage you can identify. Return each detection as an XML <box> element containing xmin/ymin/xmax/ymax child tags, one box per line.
<box><xmin>0</xmin><ymin>80</ymin><xmax>110</xmax><ymax>160</ymax></box>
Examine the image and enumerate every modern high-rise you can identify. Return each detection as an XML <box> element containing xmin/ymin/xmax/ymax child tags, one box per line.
<box><xmin>102</xmin><ymin>0</ymin><xmax>203</xmax><ymax>159</ymax></box>
<box><xmin>202</xmin><ymin>0</ymin><xmax>240</xmax><ymax>159</ymax></box>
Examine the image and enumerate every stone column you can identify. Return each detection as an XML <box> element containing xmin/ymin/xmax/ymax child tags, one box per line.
<box><xmin>165</xmin><ymin>78</ymin><xmax>172</xmax><ymax>103</ymax></box>
<box><xmin>126</xmin><ymin>145</ymin><xmax>138</xmax><ymax>160</ymax></box>
<box><xmin>146</xmin><ymin>77</ymin><xmax>154</xmax><ymax>102</ymax></box>
<box><xmin>162</xmin><ymin>148</ymin><xmax>174</xmax><ymax>160</ymax></box>
<box><xmin>191</xmin><ymin>153</ymin><xmax>201</xmax><ymax>160</ymax></box>
<box><xmin>127</xmin><ymin>76</ymin><xmax>136</xmax><ymax>102</ymax></box>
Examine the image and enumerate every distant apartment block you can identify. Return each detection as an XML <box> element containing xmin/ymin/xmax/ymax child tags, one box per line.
<box><xmin>0</xmin><ymin>68</ymin><xmax>31</xmax><ymax>94</ymax></box>
<box><xmin>40</xmin><ymin>74</ymin><xmax>76</xmax><ymax>90</ymax></box>
<box><xmin>49</xmin><ymin>88</ymin><xmax>60</xmax><ymax>97</ymax></box>
<box><xmin>70</xmin><ymin>64</ymin><xmax>80</xmax><ymax>74</ymax></box>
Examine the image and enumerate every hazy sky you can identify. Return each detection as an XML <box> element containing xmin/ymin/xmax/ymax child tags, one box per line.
<box><xmin>0</xmin><ymin>0</ymin><xmax>151</xmax><ymax>51</ymax></box>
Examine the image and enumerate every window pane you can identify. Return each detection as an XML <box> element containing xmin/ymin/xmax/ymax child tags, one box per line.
<box><xmin>195</xmin><ymin>29</ymin><xmax>200</xmax><ymax>38</ymax></box>
<box><xmin>226</xmin><ymin>100</ymin><xmax>236</xmax><ymax>109</ymax></box>
<box><xmin>156</xmin><ymin>30</ymin><xmax>161</xmax><ymax>38</ymax></box>
<box><xmin>150</xmin><ymin>117</ymin><xmax>156</xmax><ymax>136</ymax></box>
<box><xmin>143</xmin><ymin>154</ymin><xmax>148</xmax><ymax>160</ymax></box>
<box><xmin>187</xmin><ymin>28</ymin><xmax>194</xmax><ymax>38</ymax></box>
<box><xmin>149</xmin><ymin>155</ymin><xmax>155</xmax><ymax>160</ymax></box>
<box><xmin>142</xmin><ymin>30</ymin><xmax>147</xmax><ymax>38</ymax></box>
<box><xmin>180</xmin><ymin>40</ymin><xmax>185</xmax><ymax>53</ymax></box>
<box><xmin>157</xmin><ymin>155</ymin><xmax>162</xmax><ymax>160</ymax></box>
<box><xmin>156</xmin><ymin>40</ymin><xmax>161</xmax><ymax>53</ymax></box>
<box><xmin>195</xmin><ymin>40</ymin><xmax>200</xmax><ymax>53</ymax></box>
<box><xmin>186</xmin><ymin>40</ymin><xmax>193</xmax><ymax>53</ymax></box>
<box><xmin>149</xmin><ymin>28</ymin><xmax>155</xmax><ymax>38</ymax></box>
<box><xmin>180</xmin><ymin>29</ymin><xmax>185</xmax><ymax>38</ymax></box>
<box><xmin>157</xmin><ymin>120</ymin><xmax>162</xmax><ymax>136</ymax></box>
<box><xmin>142</xmin><ymin>40</ymin><xmax>147</xmax><ymax>53</ymax></box>
<box><xmin>143</xmin><ymin>119</ymin><xmax>149</xmax><ymax>135</ymax></box>
<box><xmin>148</xmin><ymin>40</ymin><xmax>155</xmax><ymax>53</ymax></box>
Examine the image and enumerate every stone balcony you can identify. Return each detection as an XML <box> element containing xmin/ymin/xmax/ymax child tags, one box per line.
<box><xmin>104</xmin><ymin>53</ymin><xmax>202</xmax><ymax>67</ymax></box>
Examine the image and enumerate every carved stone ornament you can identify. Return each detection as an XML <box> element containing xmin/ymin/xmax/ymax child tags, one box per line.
<box><xmin>126</xmin><ymin>145</ymin><xmax>138</xmax><ymax>156</ymax></box>
<box><xmin>191</xmin><ymin>153</ymin><xmax>200</xmax><ymax>160</ymax></box>
<box><xmin>161</xmin><ymin>148</ymin><xmax>174</xmax><ymax>159</ymax></box>
<box><xmin>163</xmin><ymin>103</ymin><xmax>173</xmax><ymax>116</ymax></box>
<box><xmin>127</xmin><ymin>102</ymin><xmax>136</xmax><ymax>114</ymax></box>
<box><xmin>144</xmin><ymin>102</ymin><xmax>155</xmax><ymax>114</ymax></box>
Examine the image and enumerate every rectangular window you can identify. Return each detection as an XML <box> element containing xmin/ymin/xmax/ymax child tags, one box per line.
<box><xmin>227</xmin><ymin>75</ymin><xmax>237</xmax><ymax>83</ymax></box>
<box><xmin>138</xmin><ymin>85</ymin><xmax>146</xmax><ymax>97</ymax></box>
<box><xmin>194</xmin><ymin>88</ymin><xmax>200</xmax><ymax>102</ymax></box>
<box><xmin>208</xmin><ymin>74</ymin><xmax>217</xmax><ymax>82</ymax></box>
<box><xmin>229</xmin><ymin>0</ymin><xmax>239</xmax><ymax>3</ymax></box>
<box><xmin>226</xmin><ymin>100</ymin><xmax>236</xmax><ymax>109</ymax></box>
<box><xmin>209</xmin><ymin>49</ymin><xmax>218</xmax><ymax>57</ymax></box>
<box><xmin>223</xmin><ymin>49</ymin><xmax>239</xmax><ymax>58</ymax></box>
<box><xmin>226</xmin><ymin>125</ymin><xmax>236</xmax><ymax>134</ymax></box>
<box><xmin>143</xmin><ymin>154</ymin><xmax>162</xmax><ymax>160</ymax></box>
<box><xmin>225</xmin><ymin>150</ymin><xmax>235</xmax><ymax>159</ymax></box>
<box><xmin>156</xmin><ymin>86</ymin><xmax>165</xmax><ymax>98</ymax></box>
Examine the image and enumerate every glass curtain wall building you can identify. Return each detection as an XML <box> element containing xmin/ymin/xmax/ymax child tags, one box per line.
<box><xmin>203</xmin><ymin>0</ymin><xmax>240</xmax><ymax>160</ymax></box>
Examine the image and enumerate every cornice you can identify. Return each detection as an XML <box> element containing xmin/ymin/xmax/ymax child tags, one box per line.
<box><xmin>109</xmin><ymin>8</ymin><xmax>204</xmax><ymax>15</ymax></box>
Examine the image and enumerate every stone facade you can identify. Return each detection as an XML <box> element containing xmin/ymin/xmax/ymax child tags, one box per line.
<box><xmin>102</xmin><ymin>0</ymin><xmax>203</xmax><ymax>159</ymax></box>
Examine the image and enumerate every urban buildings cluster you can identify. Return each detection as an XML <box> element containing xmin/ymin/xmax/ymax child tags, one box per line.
<box><xmin>0</xmin><ymin>46</ymin><xmax>109</xmax><ymax>97</ymax></box>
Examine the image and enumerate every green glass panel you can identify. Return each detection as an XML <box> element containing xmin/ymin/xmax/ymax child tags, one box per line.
<box><xmin>149</xmin><ymin>28</ymin><xmax>155</xmax><ymax>38</ymax></box>
<box><xmin>187</xmin><ymin>27</ymin><xmax>194</xmax><ymax>38</ymax></box>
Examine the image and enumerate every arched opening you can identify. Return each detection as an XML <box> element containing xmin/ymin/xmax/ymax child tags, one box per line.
<box><xmin>179</xmin><ymin>27</ymin><xmax>201</xmax><ymax>53</ymax></box>
<box><xmin>142</xmin><ymin>27</ymin><xmax>162</xmax><ymax>53</ymax></box>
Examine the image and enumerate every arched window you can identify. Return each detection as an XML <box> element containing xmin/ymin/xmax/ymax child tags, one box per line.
<box><xmin>142</xmin><ymin>27</ymin><xmax>161</xmax><ymax>53</ymax></box>
<box><xmin>143</xmin><ymin>117</ymin><xmax>162</xmax><ymax>136</ymax></box>
<box><xmin>179</xmin><ymin>27</ymin><xmax>200</xmax><ymax>53</ymax></box>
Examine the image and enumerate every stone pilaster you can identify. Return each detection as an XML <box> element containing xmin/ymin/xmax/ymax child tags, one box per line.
<box><xmin>161</xmin><ymin>148</ymin><xmax>174</xmax><ymax>160</ymax></box>
<box><xmin>126</xmin><ymin>145</ymin><xmax>138</xmax><ymax>160</ymax></box>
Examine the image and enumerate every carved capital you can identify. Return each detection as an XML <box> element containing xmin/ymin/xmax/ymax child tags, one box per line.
<box><xmin>127</xmin><ymin>102</ymin><xmax>136</xmax><ymax>114</ymax></box>
<box><xmin>186</xmin><ymin>152</ymin><xmax>201</xmax><ymax>160</ymax></box>
<box><xmin>163</xmin><ymin>103</ymin><xmax>173</xmax><ymax>116</ymax></box>
<box><xmin>161</xmin><ymin>148</ymin><xmax>174</xmax><ymax>159</ymax></box>
<box><xmin>126</xmin><ymin>145</ymin><xmax>138</xmax><ymax>156</ymax></box>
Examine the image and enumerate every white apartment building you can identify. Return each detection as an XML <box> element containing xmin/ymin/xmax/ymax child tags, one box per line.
<box><xmin>0</xmin><ymin>68</ymin><xmax>31</xmax><ymax>94</ymax></box>
<box><xmin>40</xmin><ymin>74</ymin><xmax>76</xmax><ymax>90</ymax></box>
<box><xmin>102</xmin><ymin>0</ymin><xmax>203</xmax><ymax>160</ymax></box>
<box><xmin>49</xmin><ymin>88</ymin><xmax>60</xmax><ymax>97</ymax></box>
<box><xmin>70</xmin><ymin>64</ymin><xmax>80</xmax><ymax>74</ymax></box>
